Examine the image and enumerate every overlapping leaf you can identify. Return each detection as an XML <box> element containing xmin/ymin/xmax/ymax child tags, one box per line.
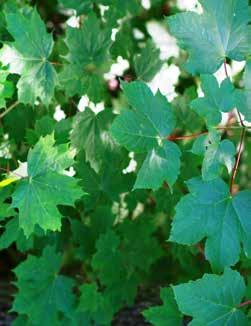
<box><xmin>190</xmin><ymin>75</ymin><xmax>236</xmax><ymax>126</ymax></box>
<box><xmin>110</xmin><ymin>81</ymin><xmax>181</xmax><ymax>190</ymax></box>
<box><xmin>60</xmin><ymin>13</ymin><xmax>111</xmax><ymax>103</ymax></box>
<box><xmin>234</xmin><ymin>59</ymin><xmax>251</xmax><ymax>122</ymax></box>
<box><xmin>12</xmin><ymin>246</ymin><xmax>76</xmax><ymax>325</ymax></box>
<box><xmin>11</xmin><ymin>134</ymin><xmax>83</xmax><ymax>237</ymax></box>
<box><xmin>173</xmin><ymin>268</ymin><xmax>248</xmax><ymax>325</ymax></box>
<box><xmin>143</xmin><ymin>288</ymin><xmax>182</xmax><ymax>326</ymax></box>
<box><xmin>191</xmin><ymin>130</ymin><xmax>236</xmax><ymax>181</ymax></box>
<box><xmin>170</xmin><ymin>177</ymin><xmax>251</xmax><ymax>271</ymax></box>
<box><xmin>0</xmin><ymin>7</ymin><xmax>57</xmax><ymax>105</ymax></box>
<box><xmin>167</xmin><ymin>0</ymin><xmax>251</xmax><ymax>74</ymax></box>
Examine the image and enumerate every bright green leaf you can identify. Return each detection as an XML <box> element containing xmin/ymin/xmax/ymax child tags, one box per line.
<box><xmin>169</xmin><ymin>177</ymin><xmax>251</xmax><ymax>271</ymax></box>
<box><xmin>172</xmin><ymin>268</ymin><xmax>248</xmax><ymax>325</ymax></box>
<box><xmin>167</xmin><ymin>0</ymin><xmax>251</xmax><ymax>74</ymax></box>
<box><xmin>0</xmin><ymin>7</ymin><xmax>57</xmax><ymax>105</ymax></box>
<box><xmin>11</xmin><ymin>134</ymin><xmax>83</xmax><ymax>237</ymax></box>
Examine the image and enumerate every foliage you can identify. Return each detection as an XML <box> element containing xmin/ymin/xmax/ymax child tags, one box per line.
<box><xmin>0</xmin><ymin>0</ymin><xmax>250</xmax><ymax>325</ymax></box>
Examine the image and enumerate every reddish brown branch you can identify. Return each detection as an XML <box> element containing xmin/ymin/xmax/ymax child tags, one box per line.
<box><xmin>230</xmin><ymin>127</ymin><xmax>246</xmax><ymax>195</ymax></box>
<box><xmin>238</xmin><ymin>300</ymin><xmax>251</xmax><ymax>308</ymax></box>
<box><xmin>167</xmin><ymin>131</ymin><xmax>208</xmax><ymax>141</ymax></box>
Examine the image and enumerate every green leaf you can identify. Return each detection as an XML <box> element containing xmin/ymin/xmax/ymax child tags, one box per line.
<box><xmin>60</xmin><ymin>13</ymin><xmax>111</xmax><ymax>103</ymax></box>
<box><xmin>172</xmin><ymin>268</ymin><xmax>248</xmax><ymax>325</ymax></box>
<box><xmin>58</xmin><ymin>0</ymin><xmax>92</xmax><ymax>15</ymax></box>
<box><xmin>77</xmin><ymin>283</ymin><xmax>114</xmax><ymax>325</ymax></box>
<box><xmin>12</xmin><ymin>246</ymin><xmax>76</xmax><ymax>325</ymax></box>
<box><xmin>234</xmin><ymin>59</ymin><xmax>251</xmax><ymax>122</ymax></box>
<box><xmin>0</xmin><ymin>65</ymin><xmax>14</xmax><ymax>108</ymax></box>
<box><xmin>0</xmin><ymin>7</ymin><xmax>57</xmax><ymax>105</ymax></box>
<box><xmin>11</xmin><ymin>134</ymin><xmax>83</xmax><ymax>237</ymax></box>
<box><xmin>191</xmin><ymin>131</ymin><xmax>236</xmax><ymax>181</ymax></box>
<box><xmin>143</xmin><ymin>288</ymin><xmax>182</xmax><ymax>326</ymax></box>
<box><xmin>167</xmin><ymin>0</ymin><xmax>251</xmax><ymax>74</ymax></box>
<box><xmin>71</xmin><ymin>109</ymin><xmax>114</xmax><ymax>173</ymax></box>
<box><xmin>110</xmin><ymin>81</ymin><xmax>180</xmax><ymax>190</ymax></box>
<box><xmin>134</xmin><ymin>40</ymin><xmax>162</xmax><ymax>81</ymax></box>
<box><xmin>190</xmin><ymin>75</ymin><xmax>235</xmax><ymax>126</ymax></box>
<box><xmin>169</xmin><ymin>177</ymin><xmax>251</xmax><ymax>271</ymax></box>
<box><xmin>134</xmin><ymin>141</ymin><xmax>181</xmax><ymax>191</ymax></box>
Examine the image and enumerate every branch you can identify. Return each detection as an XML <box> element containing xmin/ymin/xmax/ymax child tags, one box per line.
<box><xmin>238</xmin><ymin>300</ymin><xmax>251</xmax><ymax>308</ymax></box>
<box><xmin>230</xmin><ymin>127</ymin><xmax>246</xmax><ymax>194</ymax></box>
<box><xmin>0</xmin><ymin>101</ymin><xmax>19</xmax><ymax>119</ymax></box>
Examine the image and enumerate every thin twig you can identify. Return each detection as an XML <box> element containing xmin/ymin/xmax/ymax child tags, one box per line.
<box><xmin>0</xmin><ymin>101</ymin><xmax>19</xmax><ymax>119</ymax></box>
<box><xmin>230</xmin><ymin>128</ymin><xmax>246</xmax><ymax>194</ymax></box>
<box><xmin>238</xmin><ymin>300</ymin><xmax>251</xmax><ymax>308</ymax></box>
<box><xmin>167</xmin><ymin>125</ymin><xmax>250</xmax><ymax>141</ymax></box>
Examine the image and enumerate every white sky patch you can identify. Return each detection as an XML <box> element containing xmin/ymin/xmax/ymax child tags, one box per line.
<box><xmin>10</xmin><ymin>161</ymin><xmax>28</xmax><ymax>179</ymax></box>
<box><xmin>123</xmin><ymin>152</ymin><xmax>137</xmax><ymax>174</ymax></box>
<box><xmin>63</xmin><ymin>166</ymin><xmax>76</xmax><ymax>177</ymax></box>
<box><xmin>0</xmin><ymin>135</ymin><xmax>11</xmax><ymax>159</ymax></box>
<box><xmin>148</xmin><ymin>63</ymin><xmax>180</xmax><ymax>101</ymax></box>
<box><xmin>146</xmin><ymin>21</ymin><xmax>179</xmax><ymax>60</ymax></box>
<box><xmin>54</xmin><ymin>105</ymin><xmax>66</xmax><ymax>121</ymax></box>
<box><xmin>231</xmin><ymin>61</ymin><xmax>246</xmax><ymax>76</ymax></box>
<box><xmin>214</xmin><ymin>63</ymin><xmax>232</xmax><ymax>83</ymax></box>
<box><xmin>176</xmin><ymin>0</ymin><xmax>203</xmax><ymax>13</ymax></box>
<box><xmin>104</xmin><ymin>56</ymin><xmax>130</xmax><ymax>80</ymax></box>
<box><xmin>133</xmin><ymin>28</ymin><xmax>145</xmax><ymax>40</ymax></box>
<box><xmin>78</xmin><ymin>95</ymin><xmax>105</xmax><ymax>114</ymax></box>
<box><xmin>66</xmin><ymin>15</ymin><xmax>80</xmax><ymax>28</ymax></box>
<box><xmin>141</xmin><ymin>0</ymin><xmax>151</xmax><ymax>10</ymax></box>
<box><xmin>111</xmin><ymin>28</ymin><xmax>119</xmax><ymax>41</ymax></box>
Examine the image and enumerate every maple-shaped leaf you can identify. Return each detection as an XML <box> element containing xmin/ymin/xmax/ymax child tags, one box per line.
<box><xmin>172</xmin><ymin>268</ymin><xmax>248</xmax><ymax>325</ymax></box>
<box><xmin>0</xmin><ymin>65</ymin><xmax>14</xmax><ymax>108</ymax></box>
<box><xmin>11</xmin><ymin>134</ymin><xmax>83</xmax><ymax>237</ymax></box>
<box><xmin>169</xmin><ymin>177</ymin><xmax>251</xmax><ymax>271</ymax></box>
<box><xmin>110</xmin><ymin>81</ymin><xmax>181</xmax><ymax>191</ymax></box>
<box><xmin>167</xmin><ymin>0</ymin><xmax>251</xmax><ymax>74</ymax></box>
<box><xmin>143</xmin><ymin>288</ymin><xmax>182</xmax><ymax>326</ymax></box>
<box><xmin>60</xmin><ymin>13</ymin><xmax>111</xmax><ymax>103</ymax></box>
<box><xmin>190</xmin><ymin>75</ymin><xmax>236</xmax><ymax>126</ymax></box>
<box><xmin>71</xmin><ymin>108</ymin><xmax>115</xmax><ymax>173</ymax></box>
<box><xmin>191</xmin><ymin>130</ymin><xmax>236</xmax><ymax>181</ymax></box>
<box><xmin>92</xmin><ymin>229</ymin><xmax>139</xmax><ymax>309</ymax></box>
<box><xmin>0</xmin><ymin>7</ymin><xmax>57</xmax><ymax>105</ymax></box>
<box><xmin>12</xmin><ymin>246</ymin><xmax>76</xmax><ymax>325</ymax></box>
<box><xmin>234</xmin><ymin>59</ymin><xmax>251</xmax><ymax>122</ymax></box>
<box><xmin>134</xmin><ymin>40</ymin><xmax>162</xmax><ymax>82</ymax></box>
<box><xmin>77</xmin><ymin>283</ymin><xmax>114</xmax><ymax>325</ymax></box>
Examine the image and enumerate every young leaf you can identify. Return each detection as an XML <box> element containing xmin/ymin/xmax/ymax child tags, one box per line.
<box><xmin>77</xmin><ymin>283</ymin><xmax>114</xmax><ymax>325</ymax></box>
<box><xmin>234</xmin><ymin>59</ymin><xmax>251</xmax><ymax>122</ymax></box>
<box><xmin>190</xmin><ymin>75</ymin><xmax>235</xmax><ymax>126</ymax></box>
<box><xmin>134</xmin><ymin>40</ymin><xmax>162</xmax><ymax>81</ymax></box>
<box><xmin>191</xmin><ymin>131</ymin><xmax>236</xmax><ymax>181</ymax></box>
<box><xmin>110</xmin><ymin>81</ymin><xmax>180</xmax><ymax>190</ymax></box>
<box><xmin>169</xmin><ymin>177</ymin><xmax>251</xmax><ymax>271</ymax></box>
<box><xmin>0</xmin><ymin>7</ymin><xmax>57</xmax><ymax>105</ymax></box>
<box><xmin>71</xmin><ymin>109</ymin><xmax>114</xmax><ymax>173</ymax></box>
<box><xmin>11</xmin><ymin>135</ymin><xmax>83</xmax><ymax>237</ymax></box>
<box><xmin>143</xmin><ymin>288</ymin><xmax>182</xmax><ymax>326</ymax></box>
<box><xmin>167</xmin><ymin>0</ymin><xmax>251</xmax><ymax>74</ymax></box>
<box><xmin>60</xmin><ymin>13</ymin><xmax>111</xmax><ymax>103</ymax></box>
<box><xmin>12</xmin><ymin>246</ymin><xmax>76</xmax><ymax>325</ymax></box>
<box><xmin>172</xmin><ymin>268</ymin><xmax>248</xmax><ymax>325</ymax></box>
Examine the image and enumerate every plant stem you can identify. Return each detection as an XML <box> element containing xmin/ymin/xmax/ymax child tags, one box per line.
<box><xmin>230</xmin><ymin>127</ymin><xmax>246</xmax><ymax>194</ymax></box>
<box><xmin>238</xmin><ymin>300</ymin><xmax>251</xmax><ymax>308</ymax></box>
<box><xmin>0</xmin><ymin>101</ymin><xmax>19</xmax><ymax>119</ymax></box>
<box><xmin>167</xmin><ymin>125</ymin><xmax>250</xmax><ymax>141</ymax></box>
